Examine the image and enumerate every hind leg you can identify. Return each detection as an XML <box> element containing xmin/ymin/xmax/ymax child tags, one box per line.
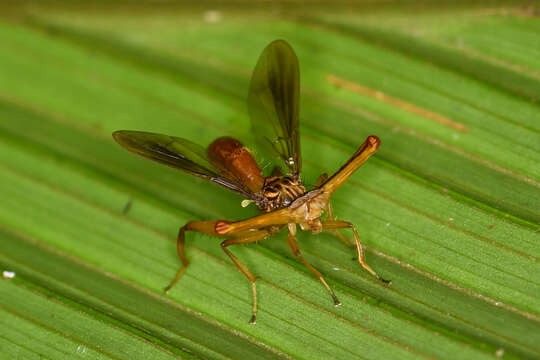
<box><xmin>164</xmin><ymin>220</ymin><xmax>220</xmax><ymax>293</ymax></box>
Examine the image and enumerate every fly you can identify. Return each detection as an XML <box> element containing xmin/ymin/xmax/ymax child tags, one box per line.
<box><xmin>113</xmin><ymin>40</ymin><xmax>389</xmax><ymax>324</ymax></box>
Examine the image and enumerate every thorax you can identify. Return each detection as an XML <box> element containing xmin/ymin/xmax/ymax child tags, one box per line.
<box><xmin>256</xmin><ymin>176</ymin><xmax>305</xmax><ymax>212</ymax></box>
<box><xmin>255</xmin><ymin>176</ymin><xmax>331</xmax><ymax>233</ymax></box>
<box><xmin>289</xmin><ymin>188</ymin><xmax>330</xmax><ymax>232</ymax></box>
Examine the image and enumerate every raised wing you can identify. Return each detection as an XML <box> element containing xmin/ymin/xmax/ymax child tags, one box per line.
<box><xmin>113</xmin><ymin>130</ymin><xmax>255</xmax><ymax>198</ymax></box>
<box><xmin>248</xmin><ymin>39</ymin><xmax>301</xmax><ymax>178</ymax></box>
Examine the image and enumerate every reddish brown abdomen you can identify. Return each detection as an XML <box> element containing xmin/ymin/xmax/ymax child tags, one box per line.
<box><xmin>208</xmin><ymin>137</ymin><xmax>264</xmax><ymax>193</ymax></box>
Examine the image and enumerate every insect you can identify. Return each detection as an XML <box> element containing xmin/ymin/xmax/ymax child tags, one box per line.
<box><xmin>113</xmin><ymin>39</ymin><xmax>389</xmax><ymax>324</ymax></box>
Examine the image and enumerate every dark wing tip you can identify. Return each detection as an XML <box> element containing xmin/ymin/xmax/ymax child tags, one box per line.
<box><xmin>112</xmin><ymin>130</ymin><xmax>153</xmax><ymax>150</ymax></box>
<box><xmin>265</xmin><ymin>40</ymin><xmax>297</xmax><ymax>61</ymax></box>
<box><xmin>112</xmin><ymin>130</ymin><xmax>131</xmax><ymax>144</ymax></box>
<box><xmin>268</xmin><ymin>39</ymin><xmax>293</xmax><ymax>49</ymax></box>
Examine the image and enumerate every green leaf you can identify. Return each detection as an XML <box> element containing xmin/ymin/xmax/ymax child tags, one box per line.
<box><xmin>1</xmin><ymin>2</ymin><xmax>538</xmax><ymax>359</ymax></box>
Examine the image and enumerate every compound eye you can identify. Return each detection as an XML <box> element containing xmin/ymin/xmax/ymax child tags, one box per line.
<box><xmin>264</xmin><ymin>189</ymin><xmax>279</xmax><ymax>198</ymax></box>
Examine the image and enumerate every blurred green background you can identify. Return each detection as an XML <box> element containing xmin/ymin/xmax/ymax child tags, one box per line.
<box><xmin>1</xmin><ymin>1</ymin><xmax>539</xmax><ymax>359</ymax></box>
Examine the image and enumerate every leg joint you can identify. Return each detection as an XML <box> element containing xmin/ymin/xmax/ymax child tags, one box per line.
<box><xmin>215</xmin><ymin>220</ymin><xmax>231</xmax><ymax>234</ymax></box>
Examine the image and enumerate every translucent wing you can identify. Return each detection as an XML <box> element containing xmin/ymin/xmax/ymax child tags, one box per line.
<box><xmin>113</xmin><ymin>130</ymin><xmax>255</xmax><ymax>198</ymax></box>
<box><xmin>248</xmin><ymin>40</ymin><xmax>301</xmax><ymax>178</ymax></box>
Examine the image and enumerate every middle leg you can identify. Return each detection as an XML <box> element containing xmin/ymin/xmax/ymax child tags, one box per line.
<box><xmin>324</xmin><ymin>201</ymin><xmax>355</xmax><ymax>248</ymax></box>
<box><xmin>221</xmin><ymin>229</ymin><xmax>272</xmax><ymax>324</ymax></box>
<box><xmin>286</xmin><ymin>223</ymin><xmax>341</xmax><ymax>306</ymax></box>
<box><xmin>322</xmin><ymin>220</ymin><xmax>390</xmax><ymax>284</ymax></box>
